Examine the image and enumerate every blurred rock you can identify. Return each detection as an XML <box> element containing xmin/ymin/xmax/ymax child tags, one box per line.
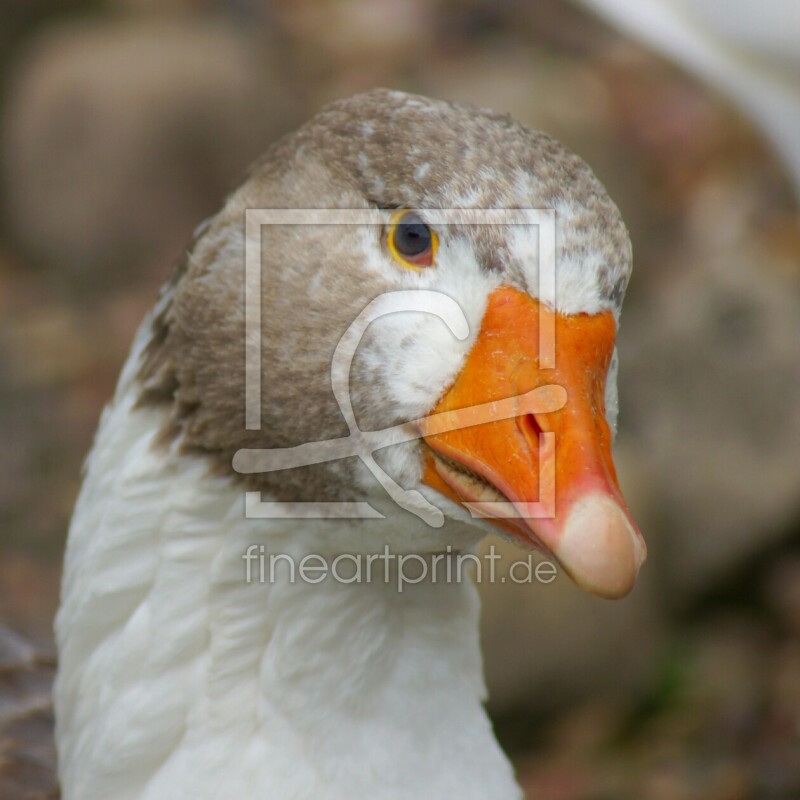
<box><xmin>2</xmin><ymin>18</ymin><xmax>302</xmax><ymax>287</ymax></box>
<box><xmin>764</xmin><ymin>556</ymin><xmax>800</xmax><ymax>636</ymax></box>
<box><xmin>479</xmin><ymin>537</ymin><xmax>665</xmax><ymax>711</ymax></box>
<box><xmin>619</xmin><ymin>179</ymin><xmax>800</xmax><ymax>600</ymax></box>
<box><xmin>112</xmin><ymin>0</ymin><xmax>210</xmax><ymax>12</ymax></box>
<box><xmin>274</xmin><ymin>0</ymin><xmax>440</xmax><ymax>97</ymax></box>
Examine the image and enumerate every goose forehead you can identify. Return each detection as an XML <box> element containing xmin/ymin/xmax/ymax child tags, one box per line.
<box><xmin>256</xmin><ymin>89</ymin><xmax>631</xmax><ymax>312</ymax></box>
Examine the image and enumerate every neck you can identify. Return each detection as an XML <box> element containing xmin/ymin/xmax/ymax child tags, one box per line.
<box><xmin>55</xmin><ymin>389</ymin><xmax>521</xmax><ymax>800</ymax></box>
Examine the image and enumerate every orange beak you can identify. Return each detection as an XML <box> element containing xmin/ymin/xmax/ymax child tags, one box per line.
<box><xmin>419</xmin><ymin>286</ymin><xmax>645</xmax><ymax>598</ymax></box>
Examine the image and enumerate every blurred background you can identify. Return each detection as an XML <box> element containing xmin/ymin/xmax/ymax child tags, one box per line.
<box><xmin>0</xmin><ymin>1</ymin><xmax>798</xmax><ymax>798</ymax></box>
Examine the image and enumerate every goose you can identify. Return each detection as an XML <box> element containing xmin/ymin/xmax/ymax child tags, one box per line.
<box><xmin>55</xmin><ymin>88</ymin><xmax>646</xmax><ymax>800</ymax></box>
<box><xmin>577</xmin><ymin>0</ymin><xmax>800</xmax><ymax>198</ymax></box>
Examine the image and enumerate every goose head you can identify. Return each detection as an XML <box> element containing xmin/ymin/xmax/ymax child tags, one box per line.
<box><xmin>139</xmin><ymin>88</ymin><xmax>645</xmax><ymax>599</ymax></box>
<box><xmin>57</xmin><ymin>88</ymin><xmax>648</xmax><ymax>800</ymax></box>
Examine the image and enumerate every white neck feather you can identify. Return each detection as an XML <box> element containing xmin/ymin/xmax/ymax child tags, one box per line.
<box><xmin>55</xmin><ymin>375</ymin><xmax>522</xmax><ymax>799</ymax></box>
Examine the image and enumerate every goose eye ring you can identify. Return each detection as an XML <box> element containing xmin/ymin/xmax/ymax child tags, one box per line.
<box><xmin>387</xmin><ymin>210</ymin><xmax>438</xmax><ymax>269</ymax></box>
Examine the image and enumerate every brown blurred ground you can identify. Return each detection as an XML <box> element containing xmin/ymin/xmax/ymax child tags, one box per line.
<box><xmin>0</xmin><ymin>1</ymin><xmax>799</xmax><ymax>798</ymax></box>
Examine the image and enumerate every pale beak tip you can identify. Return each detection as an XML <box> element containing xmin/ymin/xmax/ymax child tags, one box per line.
<box><xmin>553</xmin><ymin>493</ymin><xmax>645</xmax><ymax>600</ymax></box>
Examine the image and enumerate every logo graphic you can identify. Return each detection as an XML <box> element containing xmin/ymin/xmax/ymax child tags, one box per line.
<box><xmin>233</xmin><ymin>208</ymin><xmax>559</xmax><ymax>526</ymax></box>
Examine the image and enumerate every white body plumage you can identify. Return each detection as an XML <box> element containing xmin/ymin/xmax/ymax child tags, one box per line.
<box><xmin>55</xmin><ymin>331</ymin><xmax>522</xmax><ymax>800</ymax></box>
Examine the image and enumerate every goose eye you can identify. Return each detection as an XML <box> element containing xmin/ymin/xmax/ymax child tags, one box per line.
<box><xmin>388</xmin><ymin>210</ymin><xmax>438</xmax><ymax>269</ymax></box>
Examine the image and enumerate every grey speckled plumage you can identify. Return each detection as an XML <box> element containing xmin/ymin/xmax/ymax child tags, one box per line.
<box><xmin>136</xmin><ymin>88</ymin><xmax>632</xmax><ymax>501</ymax></box>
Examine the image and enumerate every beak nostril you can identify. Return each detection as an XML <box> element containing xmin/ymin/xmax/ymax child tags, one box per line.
<box><xmin>519</xmin><ymin>413</ymin><xmax>544</xmax><ymax>451</ymax></box>
<box><xmin>524</xmin><ymin>414</ymin><xmax>543</xmax><ymax>434</ymax></box>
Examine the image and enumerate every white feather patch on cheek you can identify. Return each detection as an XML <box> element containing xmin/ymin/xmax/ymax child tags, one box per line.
<box><xmin>365</xmin><ymin>238</ymin><xmax>500</xmax><ymax>422</ymax></box>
